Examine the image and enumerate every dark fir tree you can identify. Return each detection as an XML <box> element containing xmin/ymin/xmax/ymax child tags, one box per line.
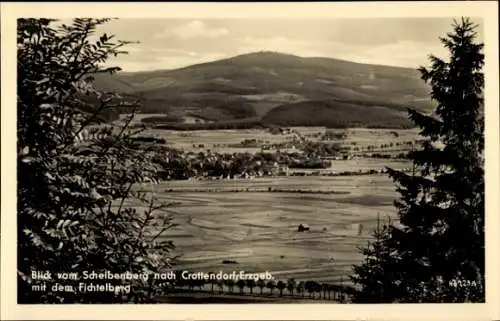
<box><xmin>350</xmin><ymin>214</ymin><xmax>401</xmax><ymax>303</ymax></box>
<box><xmin>351</xmin><ymin>17</ymin><xmax>484</xmax><ymax>303</ymax></box>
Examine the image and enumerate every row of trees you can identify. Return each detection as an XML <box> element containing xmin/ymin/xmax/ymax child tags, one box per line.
<box><xmin>166</xmin><ymin>274</ymin><xmax>354</xmax><ymax>301</ymax></box>
<box><xmin>354</xmin><ymin>141</ymin><xmax>414</xmax><ymax>151</ymax></box>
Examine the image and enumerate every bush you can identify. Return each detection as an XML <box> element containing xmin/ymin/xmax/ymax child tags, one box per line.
<box><xmin>17</xmin><ymin>18</ymin><xmax>175</xmax><ymax>303</ymax></box>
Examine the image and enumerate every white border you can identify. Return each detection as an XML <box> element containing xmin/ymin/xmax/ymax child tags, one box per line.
<box><xmin>1</xmin><ymin>2</ymin><xmax>499</xmax><ymax>320</ymax></box>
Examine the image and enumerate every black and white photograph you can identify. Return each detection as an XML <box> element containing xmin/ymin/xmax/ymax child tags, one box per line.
<box><xmin>1</xmin><ymin>1</ymin><xmax>499</xmax><ymax>320</ymax></box>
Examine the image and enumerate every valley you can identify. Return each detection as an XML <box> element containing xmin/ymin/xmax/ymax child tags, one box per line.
<box><xmin>101</xmin><ymin>52</ymin><xmax>423</xmax><ymax>298</ymax></box>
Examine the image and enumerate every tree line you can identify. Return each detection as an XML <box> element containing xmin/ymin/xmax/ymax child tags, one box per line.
<box><xmin>162</xmin><ymin>273</ymin><xmax>355</xmax><ymax>302</ymax></box>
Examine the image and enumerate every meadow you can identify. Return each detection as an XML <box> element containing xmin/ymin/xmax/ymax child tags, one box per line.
<box><xmin>137</xmin><ymin>125</ymin><xmax>420</xmax><ymax>154</ymax></box>
<box><xmin>138</xmin><ymin>174</ymin><xmax>403</xmax><ymax>286</ymax></box>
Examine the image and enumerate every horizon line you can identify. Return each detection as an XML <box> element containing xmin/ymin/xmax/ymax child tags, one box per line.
<box><xmin>113</xmin><ymin>50</ymin><xmax>423</xmax><ymax>74</ymax></box>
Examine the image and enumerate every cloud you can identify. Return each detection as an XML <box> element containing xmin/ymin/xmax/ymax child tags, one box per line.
<box><xmin>107</xmin><ymin>50</ymin><xmax>228</xmax><ymax>71</ymax></box>
<box><xmin>339</xmin><ymin>40</ymin><xmax>449</xmax><ymax>68</ymax></box>
<box><xmin>154</xmin><ymin>20</ymin><xmax>229</xmax><ymax>40</ymax></box>
<box><xmin>122</xmin><ymin>45</ymin><xmax>145</xmax><ymax>53</ymax></box>
<box><xmin>149</xmin><ymin>48</ymin><xmax>218</xmax><ymax>58</ymax></box>
<box><xmin>108</xmin><ymin>28</ymin><xmax>452</xmax><ymax>71</ymax></box>
<box><xmin>235</xmin><ymin>36</ymin><xmax>448</xmax><ymax>68</ymax></box>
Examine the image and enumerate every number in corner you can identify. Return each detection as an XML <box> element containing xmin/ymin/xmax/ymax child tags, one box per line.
<box><xmin>448</xmin><ymin>279</ymin><xmax>478</xmax><ymax>288</ymax></box>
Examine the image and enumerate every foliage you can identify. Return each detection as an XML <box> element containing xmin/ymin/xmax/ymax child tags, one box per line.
<box><xmin>246</xmin><ymin>279</ymin><xmax>257</xmax><ymax>294</ymax></box>
<box><xmin>236</xmin><ymin>279</ymin><xmax>246</xmax><ymax>293</ymax></box>
<box><xmin>350</xmin><ymin>17</ymin><xmax>485</xmax><ymax>303</ymax></box>
<box><xmin>350</xmin><ymin>215</ymin><xmax>401</xmax><ymax>302</ymax></box>
<box><xmin>276</xmin><ymin>280</ymin><xmax>286</xmax><ymax>296</ymax></box>
<box><xmin>17</xmin><ymin>18</ymin><xmax>175</xmax><ymax>303</ymax></box>
<box><xmin>302</xmin><ymin>141</ymin><xmax>342</xmax><ymax>158</ymax></box>
<box><xmin>287</xmin><ymin>278</ymin><xmax>296</xmax><ymax>295</ymax></box>
<box><xmin>140</xmin><ymin>115</ymin><xmax>183</xmax><ymax>124</ymax></box>
<box><xmin>321</xmin><ymin>130</ymin><xmax>347</xmax><ymax>141</ymax></box>
<box><xmin>262</xmin><ymin>100</ymin><xmax>415</xmax><ymax>129</ymax></box>
<box><xmin>266</xmin><ymin>280</ymin><xmax>276</xmax><ymax>294</ymax></box>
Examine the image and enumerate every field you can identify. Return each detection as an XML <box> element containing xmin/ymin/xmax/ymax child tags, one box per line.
<box><xmin>138</xmin><ymin>126</ymin><xmax>420</xmax><ymax>154</ymax></box>
<box><xmin>139</xmin><ymin>174</ymin><xmax>403</xmax><ymax>286</ymax></box>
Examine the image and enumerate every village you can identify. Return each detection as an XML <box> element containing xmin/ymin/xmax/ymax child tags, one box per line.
<box><xmin>147</xmin><ymin>127</ymin><xmax>415</xmax><ymax>181</ymax></box>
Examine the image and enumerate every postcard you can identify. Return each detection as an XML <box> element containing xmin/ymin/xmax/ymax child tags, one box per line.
<box><xmin>1</xmin><ymin>1</ymin><xmax>499</xmax><ymax>320</ymax></box>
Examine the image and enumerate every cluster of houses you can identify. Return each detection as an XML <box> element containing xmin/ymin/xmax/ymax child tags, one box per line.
<box><xmin>155</xmin><ymin>149</ymin><xmax>295</xmax><ymax>180</ymax></box>
<box><xmin>194</xmin><ymin>163</ymin><xmax>290</xmax><ymax>181</ymax></box>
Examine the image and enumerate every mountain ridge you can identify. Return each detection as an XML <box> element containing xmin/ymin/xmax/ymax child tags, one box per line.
<box><xmin>94</xmin><ymin>51</ymin><xmax>434</xmax><ymax>129</ymax></box>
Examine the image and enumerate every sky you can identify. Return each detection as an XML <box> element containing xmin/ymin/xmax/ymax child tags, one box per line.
<box><xmin>87</xmin><ymin>18</ymin><xmax>484</xmax><ymax>72</ymax></box>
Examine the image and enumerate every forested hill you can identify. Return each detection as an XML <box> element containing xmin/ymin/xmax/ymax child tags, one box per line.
<box><xmin>94</xmin><ymin>51</ymin><xmax>434</xmax><ymax>128</ymax></box>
